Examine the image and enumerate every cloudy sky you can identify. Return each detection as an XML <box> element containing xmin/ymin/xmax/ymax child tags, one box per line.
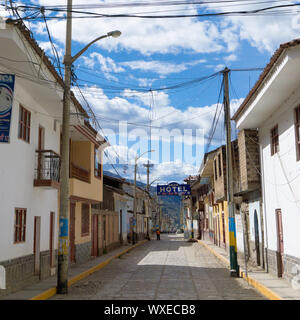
<box><xmin>2</xmin><ymin>0</ymin><xmax>300</xmax><ymax>184</ymax></box>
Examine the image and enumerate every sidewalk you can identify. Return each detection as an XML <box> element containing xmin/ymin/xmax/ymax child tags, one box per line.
<box><xmin>0</xmin><ymin>240</ymin><xmax>148</xmax><ymax>300</ymax></box>
<box><xmin>198</xmin><ymin>238</ymin><xmax>300</xmax><ymax>300</ymax></box>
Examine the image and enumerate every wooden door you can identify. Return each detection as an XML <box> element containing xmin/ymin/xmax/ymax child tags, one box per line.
<box><xmin>33</xmin><ymin>216</ymin><xmax>41</xmax><ymax>276</ymax></box>
<box><xmin>69</xmin><ymin>203</ymin><xmax>76</xmax><ymax>263</ymax></box>
<box><xmin>49</xmin><ymin>212</ymin><xmax>55</xmax><ymax>268</ymax></box>
<box><xmin>91</xmin><ymin>215</ymin><xmax>99</xmax><ymax>257</ymax></box>
<box><xmin>254</xmin><ymin>210</ymin><xmax>261</xmax><ymax>266</ymax></box>
<box><xmin>222</xmin><ymin>212</ymin><xmax>226</xmax><ymax>248</ymax></box>
<box><xmin>275</xmin><ymin>209</ymin><xmax>284</xmax><ymax>277</ymax></box>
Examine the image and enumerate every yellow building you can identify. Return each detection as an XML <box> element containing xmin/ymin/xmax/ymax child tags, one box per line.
<box><xmin>212</xmin><ymin>201</ymin><xmax>229</xmax><ymax>250</ymax></box>
<box><xmin>68</xmin><ymin>122</ymin><xmax>107</xmax><ymax>264</ymax></box>
<box><xmin>199</xmin><ymin>147</ymin><xmax>229</xmax><ymax>249</ymax></box>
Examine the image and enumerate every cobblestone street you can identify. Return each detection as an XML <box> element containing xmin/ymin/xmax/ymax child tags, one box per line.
<box><xmin>51</xmin><ymin>234</ymin><xmax>265</xmax><ymax>300</ymax></box>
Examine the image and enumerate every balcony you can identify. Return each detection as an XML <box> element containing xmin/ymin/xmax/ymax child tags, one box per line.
<box><xmin>34</xmin><ymin>150</ymin><xmax>60</xmax><ymax>189</ymax></box>
<box><xmin>70</xmin><ymin>162</ymin><xmax>90</xmax><ymax>183</ymax></box>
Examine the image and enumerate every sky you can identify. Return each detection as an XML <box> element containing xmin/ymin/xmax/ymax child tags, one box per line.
<box><xmin>2</xmin><ymin>0</ymin><xmax>300</xmax><ymax>185</ymax></box>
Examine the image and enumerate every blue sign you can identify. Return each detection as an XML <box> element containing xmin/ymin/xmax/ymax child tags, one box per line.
<box><xmin>0</xmin><ymin>74</ymin><xmax>15</xmax><ymax>143</ymax></box>
<box><xmin>157</xmin><ymin>182</ymin><xmax>191</xmax><ymax>196</ymax></box>
<box><xmin>59</xmin><ymin>218</ymin><xmax>68</xmax><ymax>237</ymax></box>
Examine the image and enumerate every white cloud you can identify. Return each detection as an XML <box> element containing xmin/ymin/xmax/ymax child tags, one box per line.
<box><xmin>224</xmin><ymin>53</ymin><xmax>237</xmax><ymax>63</ymax></box>
<box><xmin>80</xmin><ymin>52</ymin><xmax>124</xmax><ymax>81</ymax></box>
<box><xmin>31</xmin><ymin>0</ymin><xmax>234</xmax><ymax>55</ymax></box>
<box><xmin>206</xmin><ymin>1</ymin><xmax>300</xmax><ymax>54</ymax></box>
<box><xmin>120</xmin><ymin>59</ymin><xmax>206</xmax><ymax>76</ymax></box>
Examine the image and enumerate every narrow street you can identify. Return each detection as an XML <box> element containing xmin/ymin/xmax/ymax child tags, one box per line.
<box><xmin>51</xmin><ymin>234</ymin><xmax>265</xmax><ymax>300</ymax></box>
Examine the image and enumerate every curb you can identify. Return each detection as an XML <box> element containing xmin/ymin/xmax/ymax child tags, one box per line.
<box><xmin>30</xmin><ymin>240</ymin><xmax>148</xmax><ymax>300</ymax></box>
<box><xmin>197</xmin><ymin>240</ymin><xmax>283</xmax><ymax>300</ymax></box>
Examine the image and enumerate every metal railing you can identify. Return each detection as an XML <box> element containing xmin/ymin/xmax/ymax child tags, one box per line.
<box><xmin>35</xmin><ymin>150</ymin><xmax>60</xmax><ymax>183</ymax></box>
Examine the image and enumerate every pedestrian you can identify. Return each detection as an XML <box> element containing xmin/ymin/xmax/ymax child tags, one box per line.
<box><xmin>156</xmin><ymin>228</ymin><xmax>160</xmax><ymax>240</ymax></box>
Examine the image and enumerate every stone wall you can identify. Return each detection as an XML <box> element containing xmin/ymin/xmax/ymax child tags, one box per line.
<box><xmin>266</xmin><ymin>248</ymin><xmax>278</xmax><ymax>276</ymax></box>
<box><xmin>266</xmin><ymin>248</ymin><xmax>300</xmax><ymax>285</ymax></box>
<box><xmin>283</xmin><ymin>254</ymin><xmax>300</xmax><ymax>284</ymax></box>
<box><xmin>238</xmin><ymin>129</ymin><xmax>261</xmax><ymax>193</ymax></box>
<box><xmin>213</xmin><ymin>146</ymin><xmax>227</xmax><ymax>202</ymax></box>
<box><xmin>40</xmin><ymin>250</ymin><xmax>51</xmax><ymax>280</ymax></box>
<box><xmin>75</xmin><ymin>242</ymin><xmax>92</xmax><ymax>265</ymax></box>
<box><xmin>0</xmin><ymin>254</ymin><xmax>37</xmax><ymax>298</ymax></box>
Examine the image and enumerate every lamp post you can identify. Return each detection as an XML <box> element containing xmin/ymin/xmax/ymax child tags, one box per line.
<box><xmin>149</xmin><ymin>178</ymin><xmax>160</xmax><ymax>187</ymax></box>
<box><xmin>57</xmin><ymin>0</ymin><xmax>121</xmax><ymax>295</ymax></box>
<box><xmin>223</xmin><ymin>67</ymin><xmax>239</xmax><ymax>277</ymax></box>
<box><xmin>132</xmin><ymin>150</ymin><xmax>154</xmax><ymax>244</ymax></box>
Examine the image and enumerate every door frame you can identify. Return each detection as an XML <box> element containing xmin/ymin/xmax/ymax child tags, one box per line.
<box><xmin>254</xmin><ymin>209</ymin><xmax>261</xmax><ymax>266</ymax></box>
<box><xmin>49</xmin><ymin>212</ymin><xmax>55</xmax><ymax>268</ymax></box>
<box><xmin>275</xmin><ymin>209</ymin><xmax>284</xmax><ymax>277</ymax></box>
<box><xmin>91</xmin><ymin>214</ymin><xmax>99</xmax><ymax>257</ymax></box>
<box><xmin>33</xmin><ymin>216</ymin><xmax>41</xmax><ymax>276</ymax></box>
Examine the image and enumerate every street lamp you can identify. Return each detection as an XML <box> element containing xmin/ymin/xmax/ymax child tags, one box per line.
<box><xmin>71</xmin><ymin>31</ymin><xmax>121</xmax><ymax>63</ymax></box>
<box><xmin>57</xmin><ymin>0</ymin><xmax>121</xmax><ymax>295</ymax></box>
<box><xmin>149</xmin><ymin>178</ymin><xmax>160</xmax><ymax>187</ymax></box>
<box><xmin>132</xmin><ymin>150</ymin><xmax>154</xmax><ymax>244</ymax></box>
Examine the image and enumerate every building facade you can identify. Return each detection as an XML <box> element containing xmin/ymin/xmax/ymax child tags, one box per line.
<box><xmin>0</xmin><ymin>19</ymin><xmax>106</xmax><ymax>296</ymax></box>
<box><xmin>233</xmin><ymin>39</ymin><xmax>300</xmax><ymax>282</ymax></box>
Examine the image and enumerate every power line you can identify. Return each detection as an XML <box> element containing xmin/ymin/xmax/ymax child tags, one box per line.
<box><xmin>204</xmin><ymin>75</ymin><xmax>224</xmax><ymax>154</ymax></box>
<box><xmin>9</xmin><ymin>2</ymin><xmax>300</xmax><ymax>20</ymax></box>
<box><xmin>40</xmin><ymin>9</ymin><xmax>63</xmax><ymax>78</ymax></box>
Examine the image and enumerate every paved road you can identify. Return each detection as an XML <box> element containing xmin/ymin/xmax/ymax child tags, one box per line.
<box><xmin>51</xmin><ymin>234</ymin><xmax>265</xmax><ymax>300</ymax></box>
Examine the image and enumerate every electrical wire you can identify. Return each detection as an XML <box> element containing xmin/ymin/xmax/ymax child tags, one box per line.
<box><xmin>204</xmin><ymin>74</ymin><xmax>224</xmax><ymax>154</ymax></box>
<box><xmin>9</xmin><ymin>2</ymin><xmax>300</xmax><ymax>21</ymax></box>
<box><xmin>40</xmin><ymin>8</ymin><xmax>63</xmax><ymax>78</ymax></box>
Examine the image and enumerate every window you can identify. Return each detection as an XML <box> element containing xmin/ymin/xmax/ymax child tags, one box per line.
<box><xmin>14</xmin><ymin>208</ymin><xmax>26</xmax><ymax>243</ymax></box>
<box><xmin>214</xmin><ymin>159</ymin><xmax>218</xmax><ymax>181</ymax></box>
<box><xmin>94</xmin><ymin>147</ymin><xmax>102</xmax><ymax>178</ymax></box>
<box><xmin>271</xmin><ymin>125</ymin><xmax>279</xmax><ymax>156</ymax></box>
<box><xmin>295</xmin><ymin>106</ymin><xmax>300</xmax><ymax>161</ymax></box>
<box><xmin>18</xmin><ymin>105</ymin><xmax>31</xmax><ymax>143</ymax></box>
<box><xmin>218</xmin><ymin>154</ymin><xmax>222</xmax><ymax>177</ymax></box>
<box><xmin>81</xmin><ymin>203</ymin><xmax>90</xmax><ymax>236</ymax></box>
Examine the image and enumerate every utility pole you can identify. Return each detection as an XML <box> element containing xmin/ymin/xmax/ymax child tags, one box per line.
<box><xmin>56</xmin><ymin>0</ymin><xmax>121</xmax><ymax>293</ymax></box>
<box><xmin>159</xmin><ymin>199</ymin><xmax>162</xmax><ymax>230</ymax></box>
<box><xmin>223</xmin><ymin>67</ymin><xmax>240</xmax><ymax>277</ymax></box>
<box><xmin>185</xmin><ymin>176</ymin><xmax>194</xmax><ymax>240</ymax></box>
<box><xmin>132</xmin><ymin>162</ymin><xmax>137</xmax><ymax>245</ymax></box>
<box><xmin>57</xmin><ymin>0</ymin><xmax>72</xmax><ymax>294</ymax></box>
<box><xmin>132</xmin><ymin>150</ymin><xmax>154</xmax><ymax>244</ymax></box>
<box><xmin>144</xmin><ymin>161</ymin><xmax>154</xmax><ymax>192</ymax></box>
<box><xmin>144</xmin><ymin>161</ymin><xmax>153</xmax><ymax>239</ymax></box>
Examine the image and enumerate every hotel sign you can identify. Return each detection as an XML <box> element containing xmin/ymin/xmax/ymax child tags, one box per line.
<box><xmin>157</xmin><ymin>182</ymin><xmax>191</xmax><ymax>196</ymax></box>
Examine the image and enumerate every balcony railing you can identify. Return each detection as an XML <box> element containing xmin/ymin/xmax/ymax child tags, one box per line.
<box><xmin>34</xmin><ymin>150</ymin><xmax>60</xmax><ymax>188</ymax></box>
<box><xmin>70</xmin><ymin>162</ymin><xmax>90</xmax><ymax>183</ymax></box>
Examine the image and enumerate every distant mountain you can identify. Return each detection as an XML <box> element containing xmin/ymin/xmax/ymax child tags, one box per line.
<box><xmin>103</xmin><ymin>170</ymin><xmax>181</xmax><ymax>227</ymax></box>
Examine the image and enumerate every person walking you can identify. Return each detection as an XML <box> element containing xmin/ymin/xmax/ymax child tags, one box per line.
<box><xmin>156</xmin><ymin>228</ymin><xmax>160</xmax><ymax>241</ymax></box>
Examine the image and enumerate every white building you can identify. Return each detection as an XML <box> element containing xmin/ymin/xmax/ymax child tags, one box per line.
<box><xmin>233</xmin><ymin>39</ymin><xmax>300</xmax><ymax>283</ymax></box>
<box><xmin>0</xmin><ymin>19</ymin><xmax>86</xmax><ymax>295</ymax></box>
